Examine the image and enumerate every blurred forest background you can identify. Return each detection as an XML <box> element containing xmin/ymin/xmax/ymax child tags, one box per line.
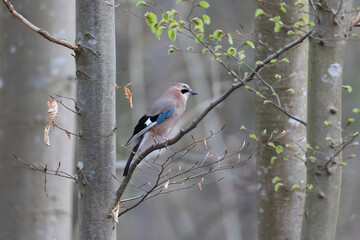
<box><xmin>1</xmin><ymin>0</ymin><xmax>360</xmax><ymax>239</ymax></box>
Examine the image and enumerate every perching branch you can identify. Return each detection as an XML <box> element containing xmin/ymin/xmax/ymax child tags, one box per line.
<box><xmin>112</xmin><ymin>30</ymin><xmax>312</xmax><ymax>210</ymax></box>
<box><xmin>2</xmin><ymin>0</ymin><xmax>78</xmax><ymax>51</ymax></box>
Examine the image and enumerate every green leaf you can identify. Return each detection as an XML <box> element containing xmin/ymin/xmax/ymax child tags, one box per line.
<box><xmin>245</xmin><ymin>40</ymin><xmax>255</xmax><ymax>48</ymax></box>
<box><xmin>227</xmin><ymin>33</ymin><xmax>233</xmax><ymax>45</ymax></box>
<box><xmin>202</xmin><ymin>48</ymin><xmax>209</xmax><ymax>54</ymax></box>
<box><xmin>255</xmin><ymin>8</ymin><xmax>264</xmax><ymax>18</ymax></box>
<box><xmin>274</xmin><ymin>183</ymin><xmax>283</xmax><ymax>192</ymax></box>
<box><xmin>280</xmin><ymin>58</ymin><xmax>289</xmax><ymax>63</ymax></box>
<box><xmin>226</xmin><ymin>47</ymin><xmax>237</xmax><ymax>57</ymax></box>
<box><xmin>287</xmin><ymin>30</ymin><xmax>295</xmax><ymax>35</ymax></box>
<box><xmin>343</xmin><ymin>85</ymin><xmax>353</xmax><ymax>93</ymax></box>
<box><xmin>145</xmin><ymin>12</ymin><xmax>157</xmax><ymax>26</ymax></box>
<box><xmin>293</xmin><ymin>21</ymin><xmax>302</xmax><ymax>28</ymax></box>
<box><xmin>287</xmin><ymin>88</ymin><xmax>295</xmax><ymax>94</ymax></box>
<box><xmin>274</xmin><ymin>23</ymin><xmax>282</xmax><ymax>32</ymax></box>
<box><xmin>325</xmin><ymin>136</ymin><xmax>333</xmax><ymax>141</ymax></box>
<box><xmin>168</xmin><ymin>49</ymin><xmax>175</xmax><ymax>54</ymax></box>
<box><xmin>276</xmin><ymin>145</ymin><xmax>283</xmax><ymax>154</ymax></box>
<box><xmin>202</xmin><ymin>14</ymin><xmax>211</xmax><ymax>25</ymax></box>
<box><xmin>249</xmin><ymin>133</ymin><xmax>257</xmax><ymax>140</ymax></box>
<box><xmin>290</xmin><ymin>184</ymin><xmax>299</xmax><ymax>191</ymax></box>
<box><xmin>301</xmin><ymin>16</ymin><xmax>308</xmax><ymax>23</ymax></box>
<box><xmin>307</xmin><ymin>184</ymin><xmax>313</xmax><ymax>190</ymax></box>
<box><xmin>353</xmin><ymin>108</ymin><xmax>360</xmax><ymax>114</ymax></box>
<box><xmin>283</xmin><ymin>156</ymin><xmax>289</xmax><ymax>160</ymax></box>
<box><xmin>268</xmin><ymin>142</ymin><xmax>276</xmax><ymax>148</ymax></box>
<box><xmin>193</xmin><ymin>18</ymin><xmax>204</xmax><ymax>33</ymax></box>
<box><xmin>256</xmin><ymin>61</ymin><xmax>263</xmax><ymax>65</ymax></box>
<box><xmin>168</xmin><ymin>29</ymin><xmax>177</xmax><ymax>41</ymax></box>
<box><xmin>213</xmin><ymin>29</ymin><xmax>223</xmax><ymax>40</ymax></box>
<box><xmin>348</xmin><ymin>153</ymin><xmax>356</xmax><ymax>158</ymax></box>
<box><xmin>295</xmin><ymin>0</ymin><xmax>304</xmax><ymax>6</ymax></box>
<box><xmin>324</xmin><ymin>120</ymin><xmax>332</xmax><ymax>126</ymax></box>
<box><xmin>270</xmin><ymin>59</ymin><xmax>277</xmax><ymax>64</ymax></box>
<box><xmin>195</xmin><ymin>33</ymin><xmax>204</xmax><ymax>43</ymax></box>
<box><xmin>275</xmin><ymin>74</ymin><xmax>281</xmax><ymax>79</ymax></box>
<box><xmin>309</xmin><ymin>21</ymin><xmax>315</xmax><ymax>26</ymax></box>
<box><xmin>198</xmin><ymin>1</ymin><xmax>210</xmax><ymax>8</ymax></box>
<box><xmin>136</xmin><ymin>1</ymin><xmax>147</xmax><ymax>6</ymax></box>
<box><xmin>272</xmin><ymin>176</ymin><xmax>280</xmax><ymax>184</ymax></box>
<box><xmin>271</xmin><ymin>156</ymin><xmax>277</xmax><ymax>165</ymax></box>
<box><xmin>285</xmin><ymin>144</ymin><xmax>292</xmax><ymax>148</ymax></box>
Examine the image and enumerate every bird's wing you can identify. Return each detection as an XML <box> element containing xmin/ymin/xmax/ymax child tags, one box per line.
<box><xmin>126</xmin><ymin>107</ymin><xmax>176</xmax><ymax>146</ymax></box>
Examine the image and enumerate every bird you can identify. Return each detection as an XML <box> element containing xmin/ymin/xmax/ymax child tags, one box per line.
<box><xmin>123</xmin><ymin>83</ymin><xmax>198</xmax><ymax>176</ymax></box>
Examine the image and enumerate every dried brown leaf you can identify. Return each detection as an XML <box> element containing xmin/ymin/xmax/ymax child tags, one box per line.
<box><xmin>65</xmin><ymin>129</ymin><xmax>71</xmax><ymax>139</ymax></box>
<box><xmin>47</xmin><ymin>100</ymin><xmax>58</xmax><ymax>125</ymax></box>
<box><xmin>198</xmin><ymin>183</ymin><xmax>202</xmax><ymax>191</ymax></box>
<box><xmin>44</xmin><ymin>123</ymin><xmax>51</xmax><ymax>146</ymax></box>
<box><xmin>164</xmin><ymin>180</ymin><xmax>170</xmax><ymax>189</ymax></box>
<box><xmin>112</xmin><ymin>201</ymin><xmax>120</xmax><ymax>223</ymax></box>
<box><xmin>124</xmin><ymin>86</ymin><xmax>133</xmax><ymax>109</ymax></box>
<box><xmin>351</xmin><ymin>11</ymin><xmax>360</xmax><ymax>27</ymax></box>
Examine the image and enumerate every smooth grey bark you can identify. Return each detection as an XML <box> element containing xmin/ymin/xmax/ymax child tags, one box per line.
<box><xmin>0</xmin><ymin>0</ymin><xmax>75</xmax><ymax>239</ymax></box>
<box><xmin>301</xmin><ymin>1</ymin><xmax>353</xmax><ymax>239</ymax></box>
<box><xmin>255</xmin><ymin>1</ymin><xmax>308</xmax><ymax>239</ymax></box>
<box><xmin>75</xmin><ymin>0</ymin><xmax>116</xmax><ymax>239</ymax></box>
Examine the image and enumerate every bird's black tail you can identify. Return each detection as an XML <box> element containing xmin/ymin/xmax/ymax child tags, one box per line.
<box><xmin>123</xmin><ymin>136</ymin><xmax>143</xmax><ymax>176</ymax></box>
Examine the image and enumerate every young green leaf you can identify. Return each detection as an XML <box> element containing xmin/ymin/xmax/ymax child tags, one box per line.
<box><xmin>168</xmin><ymin>29</ymin><xmax>177</xmax><ymax>41</ymax></box>
<box><xmin>249</xmin><ymin>133</ymin><xmax>258</xmax><ymax>140</ymax></box>
<box><xmin>136</xmin><ymin>1</ymin><xmax>147</xmax><ymax>6</ymax></box>
<box><xmin>272</xmin><ymin>176</ymin><xmax>280</xmax><ymax>184</ymax></box>
<box><xmin>227</xmin><ymin>33</ymin><xmax>233</xmax><ymax>46</ymax></box>
<box><xmin>145</xmin><ymin>12</ymin><xmax>157</xmax><ymax>26</ymax></box>
<box><xmin>290</xmin><ymin>184</ymin><xmax>299</xmax><ymax>191</ymax></box>
<box><xmin>255</xmin><ymin>8</ymin><xmax>265</xmax><ymax>18</ymax></box>
<box><xmin>198</xmin><ymin>1</ymin><xmax>210</xmax><ymax>8</ymax></box>
<box><xmin>202</xmin><ymin>14</ymin><xmax>211</xmax><ymax>25</ymax></box>
<box><xmin>213</xmin><ymin>29</ymin><xmax>223</xmax><ymax>40</ymax></box>
<box><xmin>245</xmin><ymin>40</ymin><xmax>255</xmax><ymax>49</ymax></box>
<box><xmin>271</xmin><ymin>156</ymin><xmax>277</xmax><ymax>165</ymax></box>
<box><xmin>276</xmin><ymin>145</ymin><xmax>283</xmax><ymax>154</ymax></box>
<box><xmin>307</xmin><ymin>184</ymin><xmax>313</xmax><ymax>190</ymax></box>
<box><xmin>274</xmin><ymin>183</ymin><xmax>284</xmax><ymax>192</ymax></box>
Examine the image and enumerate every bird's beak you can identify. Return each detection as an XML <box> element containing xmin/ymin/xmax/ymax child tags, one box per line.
<box><xmin>189</xmin><ymin>90</ymin><xmax>198</xmax><ymax>95</ymax></box>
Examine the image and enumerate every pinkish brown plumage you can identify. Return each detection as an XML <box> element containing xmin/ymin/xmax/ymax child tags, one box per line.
<box><xmin>123</xmin><ymin>83</ymin><xmax>198</xmax><ymax>176</ymax></box>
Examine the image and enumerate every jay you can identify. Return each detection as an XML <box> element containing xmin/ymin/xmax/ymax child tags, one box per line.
<box><xmin>123</xmin><ymin>83</ymin><xmax>198</xmax><ymax>176</ymax></box>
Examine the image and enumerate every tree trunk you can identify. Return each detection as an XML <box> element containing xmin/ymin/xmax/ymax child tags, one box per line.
<box><xmin>0</xmin><ymin>0</ymin><xmax>75</xmax><ymax>239</ymax></box>
<box><xmin>75</xmin><ymin>0</ymin><xmax>117</xmax><ymax>239</ymax></box>
<box><xmin>255</xmin><ymin>1</ymin><xmax>308</xmax><ymax>239</ymax></box>
<box><xmin>301</xmin><ymin>1</ymin><xmax>353</xmax><ymax>239</ymax></box>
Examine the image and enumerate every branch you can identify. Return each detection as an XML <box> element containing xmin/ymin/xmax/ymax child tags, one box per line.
<box><xmin>2</xmin><ymin>0</ymin><xmax>78</xmax><ymax>51</ymax></box>
<box><xmin>112</xmin><ymin>30</ymin><xmax>312</xmax><ymax>209</ymax></box>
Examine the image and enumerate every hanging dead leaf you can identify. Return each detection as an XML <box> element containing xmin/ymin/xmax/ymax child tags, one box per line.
<box><xmin>44</xmin><ymin>123</ymin><xmax>51</xmax><ymax>146</ymax></box>
<box><xmin>198</xmin><ymin>183</ymin><xmax>202</xmax><ymax>191</ymax></box>
<box><xmin>65</xmin><ymin>129</ymin><xmax>71</xmax><ymax>139</ymax></box>
<box><xmin>124</xmin><ymin>85</ymin><xmax>133</xmax><ymax>109</ymax></box>
<box><xmin>351</xmin><ymin>11</ymin><xmax>360</xmax><ymax>27</ymax></box>
<box><xmin>112</xmin><ymin>201</ymin><xmax>120</xmax><ymax>223</ymax></box>
<box><xmin>47</xmin><ymin>100</ymin><xmax>58</xmax><ymax>124</ymax></box>
<box><xmin>115</xmin><ymin>84</ymin><xmax>120</xmax><ymax>89</ymax></box>
<box><xmin>164</xmin><ymin>180</ymin><xmax>170</xmax><ymax>189</ymax></box>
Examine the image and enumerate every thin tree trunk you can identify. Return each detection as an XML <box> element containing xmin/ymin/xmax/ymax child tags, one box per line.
<box><xmin>255</xmin><ymin>1</ymin><xmax>308</xmax><ymax>239</ymax></box>
<box><xmin>301</xmin><ymin>1</ymin><xmax>353</xmax><ymax>239</ymax></box>
<box><xmin>0</xmin><ymin>0</ymin><xmax>75</xmax><ymax>239</ymax></box>
<box><xmin>75</xmin><ymin>1</ymin><xmax>116</xmax><ymax>239</ymax></box>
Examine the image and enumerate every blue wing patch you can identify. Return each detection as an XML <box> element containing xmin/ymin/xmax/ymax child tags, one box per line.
<box><xmin>156</xmin><ymin>107</ymin><xmax>175</xmax><ymax>124</ymax></box>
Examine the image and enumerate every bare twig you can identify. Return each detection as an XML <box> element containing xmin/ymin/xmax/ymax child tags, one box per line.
<box><xmin>2</xmin><ymin>0</ymin><xmax>78</xmax><ymax>51</ymax></box>
<box><xmin>326</xmin><ymin>132</ymin><xmax>359</xmax><ymax>174</ymax></box>
<box><xmin>11</xmin><ymin>152</ymin><xmax>86</xmax><ymax>186</ymax></box>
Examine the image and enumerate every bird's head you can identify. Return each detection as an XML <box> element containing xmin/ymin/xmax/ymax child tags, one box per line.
<box><xmin>170</xmin><ymin>82</ymin><xmax>198</xmax><ymax>98</ymax></box>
